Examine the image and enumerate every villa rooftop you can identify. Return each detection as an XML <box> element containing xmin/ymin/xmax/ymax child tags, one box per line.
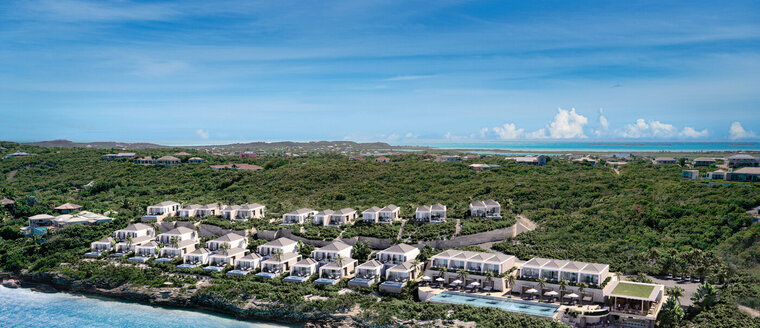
<box><xmin>608</xmin><ymin>281</ymin><xmax>662</xmax><ymax>301</ymax></box>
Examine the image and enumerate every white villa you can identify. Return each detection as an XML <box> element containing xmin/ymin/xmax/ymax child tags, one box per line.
<box><xmin>726</xmin><ymin>154</ymin><xmax>759</xmax><ymax>168</ymax></box>
<box><xmin>318</xmin><ymin>259</ymin><xmax>358</xmax><ymax>281</ymax></box>
<box><xmin>378</xmin><ymin>205</ymin><xmax>400</xmax><ymax>223</ymax></box>
<box><xmin>208</xmin><ymin>248</ymin><xmax>248</xmax><ymax>267</ymax></box>
<box><xmin>313</xmin><ymin>210</ymin><xmax>335</xmax><ymax>226</ymax></box>
<box><xmin>234</xmin><ymin>203</ymin><xmax>266</xmax><ymax>220</ymax></box>
<box><xmin>180</xmin><ymin>204</ymin><xmax>220</xmax><ymax>217</ymax></box>
<box><xmin>206</xmin><ymin>233</ymin><xmax>248</xmax><ymax>251</ymax></box>
<box><xmin>142</xmin><ymin>201</ymin><xmax>181</xmax><ymax>222</ymax></box>
<box><xmin>53</xmin><ymin>211</ymin><xmax>114</xmax><ymax>227</ymax></box>
<box><xmin>425</xmin><ymin>250</ymin><xmax>517</xmax><ymax>291</ymax></box>
<box><xmin>507</xmin><ymin>155</ymin><xmax>547</xmax><ymax>166</ymax></box>
<box><xmin>385</xmin><ymin>261</ymin><xmax>420</xmax><ymax>282</ymax></box>
<box><xmin>328</xmin><ymin>208</ymin><xmax>357</xmax><ymax>226</ymax></box>
<box><xmin>29</xmin><ymin>214</ymin><xmax>55</xmax><ymax>227</ymax></box>
<box><xmin>469</xmin><ymin>199</ymin><xmax>501</xmax><ymax>218</ymax></box>
<box><xmin>282</xmin><ymin>208</ymin><xmax>317</xmax><ymax>225</ymax></box>
<box><xmin>682</xmin><ymin>170</ymin><xmax>699</xmax><ymax>180</ymax></box>
<box><xmin>235</xmin><ymin>253</ymin><xmax>264</xmax><ymax>271</ymax></box>
<box><xmin>220</xmin><ymin>205</ymin><xmax>242</xmax><ymax>219</ymax></box>
<box><xmin>260</xmin><ymin>252</ymin><xmax>302</xmax><ymax>276</ymax></box>
<box><xmin>114</xmin><ymin>235</ymin><xmax>154</xmax><ymax>253</ymax></box>
<box><xmin>157</xmin><ymin>227</ymin><xmax>197</xmax><ymax>245</ymax></box>
<box><xmin>183</xmin><ymin>248</ymin><xmax>211</xmax><ymax>265</ymax></box>
<box><xmin>257</xmin><ymin>237</ymin><xmax>298</xmax><ymax>257</ymax></box>
<box><xmin>349</xmin><ymin>259</ymin><xmax>385</xmax><ymax>288</ymax></box>
<box><xmin>361</xmin><ymin>207</ymin><xmax>381</xmax><ymax>223</ymax></box>
<box><xmin>160</xmin><ymin>239</ymin><xmax>198</xmax><ymax>259</ymax></box>
<box><xmin>376</xmin><ymin>243</ymin><xmax>420</xmax><ymax>267</ymax></box>
<box><xmin>311</xmin><ymin>240</ymin><xmax>353</xmax><ymax>264</ymax></box>
<box><xmin>134</xmin><ymin>240</ymin><xmax>160</xmax><ymax>258</ymax></box>
<box><xmin>692</xmin><ymin>157</ymin><xmax>716</xmax><ymax>167</ymax></box>
<box><xmin>114</xmin><ymin>223</ymin><xmax>155</xmax><ymax>241</ymax></box>
<box><xmin>87</xmin><ymin>237</ymin><xmax>115</xmax><ymax>257</ymax></box>
<box><xmin>156</xmin><ymin>156</ymin><xmax>181</xmax><ymax>166</ymax></box>
<box><xmin>652</xmin><ymin>157</ymin><xmax>677</xmax><ymax>165</ymax></box>
<box><xmin>415</xmin><ymin>204</ymin><xmax>447</xmax><ymax>222</ymax></box>
<box><xmin>707</xmin><ymin>170</ymin><xmax>726</xmax><ymax>180</ymax></box>
<box><xmin>291</xmin><ymin>258</ymin><xmax>320</xmax><ymax>278</ymax></box>
<box><xmin>198</xmin><ymin>204</ymin><xmax>220</xmax><ymax>217</ymax></box>
<box><xmin>179</xmin><ymin>204</ymin><xmax>201</xmax><ymax>217</ymax></box>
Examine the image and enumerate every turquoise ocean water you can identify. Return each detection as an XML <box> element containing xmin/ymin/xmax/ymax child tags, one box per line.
<box><xmin>399</xmin><ymin>141</ymin><xmax>760</xmax><ymax>153</ymax></box>
<box><xmin>0</xmin><ymin>286</ymin><xmax>293</xmax><ymax>328</ymax></box>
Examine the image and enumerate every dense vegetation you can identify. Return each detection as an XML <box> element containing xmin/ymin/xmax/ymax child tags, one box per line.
<box><xmin>1</xmin><ymin>142</ymin><xmax>760</xmax><ymax>327</ymax></box>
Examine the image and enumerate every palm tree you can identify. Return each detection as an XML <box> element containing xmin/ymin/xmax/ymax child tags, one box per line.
<box><xmin>410</xmin><ymin>259</ymin><xmax>422</xmax><ymax>278</ymax></box>
<box><xmin>219</xmin><ymin>242</ymin><xmax>231</xmax><ymax>255</ymax></box>
<box><xmin>559</xmin><ymin>279</ymin><xmax>568</xmax><ymax>303</ymax></box>
<box><xmin>169</xmin><ymin>236</ymin><xmax>179</xmax><ymax>248</ymax></box>
<box><xmin>577</xmin><ymin>283</ymin><xmax>587</xmax><ymax>304</ymax></box>
<box><xmin>506</xmin><ymin>274</ymin><xmax>516</xmax><ymax>291</ymax></box>
<box><xmin>666</xmin><ymin>286</ymin><xmax>684</xmax><ymax>303</ymax></box>
<box><xmin>272</xmin><ymin>249</ymin><xmax>284</xmax><ymax>262</ymax></box>
<box><xmin>436</xmin><ymin>265</ymin><xmax>446</xmax><ymax>279</ymax></box>
<box><xmin>456</xmin><ymin>268</ymin><xmax>469</xmax><ymax>288</ymax></box>
<box><xmin>484</xmin><ymin>271</ymin><xmax>495</xmax><ymax>290</ymax></box>
<box><xmin>126</xmin><ymin>235</ymin><xmax>134</xmax><ymax>250</ymax></box>
<box><xmin>537</xmin><ymin>278</ymin><xmax>547</xmax><ymax>302</ymax></box>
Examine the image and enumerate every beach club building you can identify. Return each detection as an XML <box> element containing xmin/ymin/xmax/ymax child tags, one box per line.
<box><xmin>606</xmin><ymin>281</ymin><xmax>665</xmax><ymax>328</ymax></box>
<box><xmin>514</xmin><ymin>257</ymin><xmax>610</xmax><ymax>303</ymax></box>
<box><xmin>425</xmin><ymin>250</ymin><xmax>517</xmax><ymax>291</ymax></box>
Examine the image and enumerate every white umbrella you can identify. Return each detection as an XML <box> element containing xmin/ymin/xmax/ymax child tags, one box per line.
<box><xmin>526</xmin><ymin>288</ymin><xmax>538</xmax><ymax>294</ymax></box>
<box><xmin>422</xmin><ymin>276</ymin><xmax>431</xmax><ymax>281</ymax></box>
<box><xmin>544</xmin><ymin>290</ymin><xmax>559</xmax><ymax>296</ymax></box>
<box><xmin>436</xmin><ymin>277</ymin><xmax>445</xmax><ymax>282</ymax></box>
<box><xmin>471</xmin><ymin>281</ymin><xmax>480</xmax><ymax>286</ymax></box>
<box><xmin>452</xmin><ymin>279</ymin><xmax>462</xmax><ymax>285</ymax></box>
<box><xmin>564</xmin><ymin>293</ymin><xmax>579</xmax><ymax>299</ymax></box>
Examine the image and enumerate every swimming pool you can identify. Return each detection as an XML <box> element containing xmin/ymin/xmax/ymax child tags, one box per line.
<box><xmin>380</xmin><ymin>281</ymin><xmax>405</xmax><ymax>288</ymax></box>
<box><xmin>429</xmin><ymin>291</ymin><xmax>559</xmax><ymax>318</ymax></box>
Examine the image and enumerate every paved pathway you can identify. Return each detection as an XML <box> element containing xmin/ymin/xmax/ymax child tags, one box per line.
<box><xmin>396</xmin><ymin>219</ymin><xmax>407</xmax><ymax>240</ymax></box>
<box><xmin>454</xmin><ymin>219</ymin><xmax>461</xmax><ymax>235</ymax></box>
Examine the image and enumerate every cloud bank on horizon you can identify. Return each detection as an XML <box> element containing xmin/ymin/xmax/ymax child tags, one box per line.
<box><xmin>0</xmin><ymin>0</ymin><xmax>759</xmax><ymax>143</ymax></box>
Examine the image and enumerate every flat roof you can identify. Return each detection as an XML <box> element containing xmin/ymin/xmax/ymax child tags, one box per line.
<box><xmin>607</xmin><ymin>281</ymin><xmax>661</xmax><ymax>301</ymax></box>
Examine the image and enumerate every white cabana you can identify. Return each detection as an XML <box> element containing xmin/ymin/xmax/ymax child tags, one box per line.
<box><xmin>452</xmin><ymin>279</ymin><xmax>462</xmax><ymax>285</ymax></box>
<box><xmin>564</xmin><ymin>293</ymin><xmax>579</xmax><ymax>299</ymax></box>
<box><xmin>471</xmin><ymin>281</ymin><xmax>480</xmax><ymax>286</ymax></box>
<box><xmin>436</xmin><ymin>277</ymin><xmax>445</xmax><ymax>282</ymax></box>
<box><xmin>422</xmin><ymin>276</ymin><xmax>431</xmax><ymax>281</ymax></box>
<box><xmin>545</xmin><ymin>290</ymin><xmax>559</xmax><ymax>297</ymax></box>
<box><xmin>526</xmin><ymin>288</ymin><xmax>538</xmax><ymax>294</ymax></box>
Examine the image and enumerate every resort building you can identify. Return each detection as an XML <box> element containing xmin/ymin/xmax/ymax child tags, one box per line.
<box><xmin>282</xmin><ymin>208</ymin><xmax>316</xmax><ymax>225</ymax></box>
<box><xmin>380</xmin><ymin>261</ymin><xmax>421</xmax><ymax>293</ymax></box>
<box><xmin>328</xmin><ymin>208</ymin><xmax>357</xmax><ymax>227</ymax></box>
<box><xmin>652</xmin><ymin>157</ymin><xmax>677</xmax><ymax>165</ymax></box>
<box><xmin>606</xmin><ymin>281</ymin><xmax>665</xmax><ymax>328</ymax></box>
<box><xmin>469</xmin><ymin>199</ymin><xmax>501</xmax><ymax>218</ymax></box>
<box><xmin>208</xmin><ymin>248</ymin><xmax>248</xmax><ymax>267</ymax></box>
<box><xmin>133</xmin><ymin>241</ymin><xmax>160</xmax><ymax>258</ymax></box>
<box><xmin>114</xmin><ymin>235</ymin><xmax>154</xmax><ymax>254</ymax></box>
<box><xmin>52</xmin><ymin>211</ymin><xmax>113</xmax><ymax>227</ymax></box>
<box><xmin>726</xmin><ymin>154</ymin><xmax>759</xmax><ymax>168</ymax></box>
<box><xmin>142</xmin><ymin>201</ymin><xmax>181</xmax><ymax>222</ymax></box>
<box><xmin>220</xmin><ymin>205</ymin><xmax>242</xmax><ymax>220</ymax></box>
<box><xmin>55</xmin><ymin>203</ymin><xmax>82</xmax><ymax>214</ymax></box>
<box><xmin>234</xmin><ymin>203</ymin><xmax>266</xmax><ymax>220</ymax></box>
<box><xmin>507</xmin><ymin>155</ymin><xmax>547</xmax><ymax>166</ymax></box>
<box><xmin>317</xmin><ymin>259</ymin><xmax>358</xmax><ymax>285</ymax></box>
<box><xmin>425</xmin><ymin>250</ymin><xmax>517</xmax><ymax>291</ymax></box>
<box><xmin>415</xmin><ymin>204</ymin><xmax>447</xmax><ymax>222</ymax></box>
<box><xmin>313</xmin><ymin>210</ymin><xmax>335</xmax><ymax>226</ymax></box>
<box><xmin>87</xmin><ymin>237</ymin><xmax>115</xmax><ymax>257</ymax></box>
<box><xmin>436</xmin><ymin>155</ymin><xmax>461</xmax><ymax>162</ymax></box>
<box><xmin>726</xmin><ymin>167</ymin><xmax>760</xmax><ymax>182</ymax></box>
<box><xmin>28</xmin><ymin>214</ymin><xmax>55</xmax><ymax>227</ymax></box>
<box><xmin>349</xmin><ymin>259</ymin><xmax>385</xmax><ymax>288</ymax></box>
<box><xmin>159</xmin><ymin>239</ymin><xmax>198</xmax><ymax>259</ymax></box>
<box><xmin>378</xmin><ymin>205</ymin><xmax>401</xmax><ymax>223</ymax></box>
<box><xmin>258</xmin><ymin>252</ymin><xmax>302</xmax><ymax>278</ymax></box>
<box><xmin>692</xmin><ymin>157</ymin><xmax>716</xmax><ymax>167</ymax></box>
<box><xmin>157</xmin><ymin>226</ymin><xmax>197</xmax><ymax>245</ymax></box>
<box><xmin>156</xmin><ymin>156</ymin><xmax>181</xmax><ymax>166</ymax></box>
<box><xmin>102</xmin><ymin>152</ymin><xmax>137</xmax><ymax>160</ymax></box>
<box><xmin>183</xmin><ymin>248</ymin><xmax>211</xmax><ymax>265</ymax></box>
<box><xmin>514</xmin><ymin>257</ymin><xmax>610</xmax><ymax>303</ymax></box>
<box><xmin>133</xmin><ymin>156</ymin><xmax>155</xmax><ymax>165</ymax></box>
<box><xmin>235</xmin><ymin>253</ymin><xmax>264</xmax><ymax>271</ymax></box>
<box><xmin>284</xmin><ymin>258</ymin><xmax>320</xmax><ymax>283</ymax></box>
<box><xmin>257</xmin><ymin>237</ymin><xmax>298</xmax><ymax>257</ymax></box>
<box><xmin>376</xmin><ymin>244</ymin><xmax>420</xmax><ymax>267</ymax></box>
<box><xmin>469</xmin><ymin>163</ymin><xmax>501</xmax><ymax>172</ymax></box>
<box><xmin>188</xmin><ymin>157</ymin><xmax>204</xmax><ymax>163</ymax></box>
<box><xmin>197</xmin><ymin>203</ymin><xmax>220</xmax><ymax>217</ymax></box>
<box><xmin>114</xmin><ymin>223</ymin><xmax>155</xmax><ymax>241</ymax></box>
<box><xmin>707</xmin><ymin>170</ymin><xmax>726</xmax><ymax>180</ymax></box>
<box><xmin>681</xmin><ymin>170</ymin><xmax>699</xmax><ymax>180</ymax></box>
<box><xmin>206</xmin><ymin>233</ymin><xmax>248</xmax><ymax>251</ymax></box>
<box><xmin>361</xmin><ymin>207</ymin><xmax>381</xmax><ymax>223</ymax></box>
<box><xmin>179</xmin><ymin>204</ymin><xmax>202</xmax><ymax>217</ymax></box>
<box><xmin>311</xmin><ymin>240</ymin><xmax>353</xmax><ymax>264</ymax></box>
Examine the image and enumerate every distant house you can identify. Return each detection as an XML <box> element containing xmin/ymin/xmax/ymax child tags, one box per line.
<box><xmin>469</xmin><ymin>199</ymin><xmax>501</xmax><ymax>218</ymax></box>
<box><xmin>235</xmin><ymin>203</ymin><xmax>265</xmax><ymax>220</ymax></box>
<box><xmin>102</xmin><ymin>152</ymin><xmax>137</xmax><ymax>160</ymax></box>
<box><xmin>469</xmin><ymin>164</ymin><xmax>501</xmax><ymax>172</ymax></box>
<box><xmin>240</xmin><ymin>152</ymin><xmax>258</xmax><ymax>158</ymax></box>
<box><xmin>378</xmin><ymin>205</ymin><xmax>400</xmax><ymax>223</ymax></box>
<box><xmin>375</xmin><ymin>156</ymin><xmax>391</xmax><ymax>163</ymax></box>
<box><xmin>188</xmin><ymin>157</ymin><xmax>204</xmax><ymax>163</ymax></box>
<box><xmin>362</xmin><ymin>207</ymin><xmax>381</xmax><ymax>223</ymax></box>
<box><xmin>507</xmin><ymin>155</ymin><xmax>547</xmax><ymax>166</ymax></box>
<box><xmin>462</xmin><ymin>155</ymin><xmax>481</xmax><ymax>160</ymax></box>
<box><xmin>325</xmin><ymin>208</ymin><xmax>356</xmax><ymax>227</ymax></box>
<box><xmin>726</xmin><ymin>154</ymin><xmax>759</xmax><ymax>168</ymax></box>
<box><xmin>682</xmin><ymin>170</ymin><xmax>699</xmax><ymax>180</ymax></box>
<box><xmin>54</xmin><ymin>202</ymin><xmax>82</xmax><ymax>214</ymax></box>
<box><xmin>206</xmin><ymin>233</ymin><xmax>248</xmax><ymax>251</ymax></box>
<box><xmin>692</xmin><ymin>157</ymin><xmax>716</xmax><ymax>167</ymax></box>
<box><xmin>348</xmin><ymin>155</ymin><xmax>366</xmax><ymax>161</ymax></box>
<box><xmin>0</xmin><ymin>198</ymin><xmax>15</xmax><ymax>207</ymax></box>
<box><xmin>114</xmin><ymin>223</ymin><xmax>155</xmax><ymax>242</ymax></box>
<box><xmin>28</xmin><ymin>214</ymin><xmax>55</xmax><ymax>227</ymax></box>
<box><xmin>257</xmin><ymin>237</ymin><xmax>298</xmax><ymax>258</ymax></box>
<box><xmin>209</xmin><ymin>163</ymin><xmax>264</xmax><ymax>171</ymax></box>
<box><xmin>726</xmin><ymin>167</ymin><xmax>760</xmax><ymax>182</ymax></box>
<box><xmin>414</xmin><ymin>203</ymin><xmax>446</xmax><ymax>222</ymax></box>
<box><xmin>313</xmin><ymin>209</ymin><xmax>335</xmax><ymax>226</ymax></box>
<box><xmin>707</xmin><ymin>170</ymin><xmax>726</xmax><ymax>180</ymax></box>
<box><xmin>436</xmin><ymin>155</ymin><xmax>460</xmax><ymax>162</ymax></box>
<box><xmin>652</xmin><ymin>157</ymin><xmax>677</xmax><ymax>165</ymax></box>
<box><xmin>282</xmin><ymin>208</ymin><xmax>316</xmax><ymax>225</ymax></box>
<box><xmin>156</xmin><ymin>156</ymin><xmax>181</xmax><ymax>166</ymax></box>
<box><xmin>142</xmin><ymin>201</ymin><xmax>181</xmax><ymax>222</ymax></box>
<box><xmin>183</xmin><ymin>248</ymin><xmax>211</xmax><ymax>265</ymax></box>
<box><xmin>133</xmin><ymin>156</ymin><xmax>155</xmax><ymax>165</ymax></box>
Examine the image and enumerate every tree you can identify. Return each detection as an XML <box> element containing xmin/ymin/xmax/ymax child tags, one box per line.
<box><xmin>577</xmin><ymin>283</ymin><xmax>587</xmax><ymax>303</ymax></box>
<box><xmin>558</xmin><ymin>279</ymin><xmax>568</xmax><ymax>302</ymax></box>
<box><xmin>506</xmin><ymin>274</ymin><xmax>516</xmax><ymax>290</ymax></box>
<box><xmin>169</xmin><ymin>236</ymin><xmax>179</xmax><ymax>248</ymax></box>
<box><xmin>657</xmin><ymin>296</ymin><xmax>684</xmax><ymax>328</ymax></box>
<box><xmin>692</xmin><ymin>282</ymin><xmax>719</xmax><ymax>308</ymax></box>
<box><xmin>272</xmin><ymin>249</ymin><xmax>283</xmax><ymax>262</ymax></box>
<box><xmin>352</xmin><ymin>241</ymin><xmax>371</xmax><ymax>262</ymax></box>
<box><xmin>297</xmin><ymin>241</ymin><xmax>314</xmax><ymax>259</ymax></box>
<box><xmin>665</xmin><ymin>286</ymin><xmax>684</xmax><ymax>303</ymax></box>
<box><xmin>410</xmin><ymin>258</ymin><xmax>422</xmax><ymax>277</ymax></box>
<box><xmin>537</xmin><ymin>278</ymin><xmax>547</xmax><ymax>301</ymax></box>
<box><xmin>436</xmin><ymin>265</ymin><xmax>446</xmax><ymax>278</ymax></box>
<box><xmin>456</xmin><ymin>268</ymin><xmax>469</xmax><ymax>284</ymax></box>
<box><xmin>484</xmin><ymin>271</ymin><xmax>495</xmax><ymax>289</ymax></box>
<box><xmin>220</xmin><ymin>242</ymin><xmax>231</xmax><ymax>255</ymax></box>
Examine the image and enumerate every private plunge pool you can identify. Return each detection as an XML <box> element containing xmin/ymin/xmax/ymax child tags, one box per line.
<box><xmin>429</xmin><ymin>291</ymin><xmax>560</xmax><ymax>318</ymax></box>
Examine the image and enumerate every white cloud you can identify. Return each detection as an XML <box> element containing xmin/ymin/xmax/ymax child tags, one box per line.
<box><xmin>479</xmin><ymin>128</ymin><xmax>489</xmax><ymax>138</ymax></box>
<box><xmin>729</xmin><ymin>121</ymin><xmax>756</xmax><ymax>139</ymax></box>
<box><xmin>527</xmin><ymin>128</ymin><xmax>548</xmax><ymax>139</ymax></box>
<box><xmin>546</xmin><ymin>108</ymin><xmax>588</xmax><ymax>138</ymax></box>
<box><xmin>195</xmin><ymin>129</ymin><xmax>209</xmax><ymax>139</ymax></box>
<box><xmin>594</xmin><ymin>108</ymin><xmax>610</xmax><ymax>137</ymax></box>
<box><xmin>680</xmin><ymin>126</ymin><xmax>709</xmax><ymax>138</ymax></box>
<box><xmin>618</xmin><ymin>119</ymin><xmax>677</xmax><ymax>138</ymax></box>
<box><xmin>444</xmin><ymin>132</ymin><xmax>452</xmax><ymax>140</ymax></box>
<box><xmin>404</xmin><ymin>132</ymin><xmax>417</xmax><ymax>139</ymax></box>
<box><xmin>491</xmin><ymin>123</ymin><xmax>524</xmax><ymax>139</ymax></box>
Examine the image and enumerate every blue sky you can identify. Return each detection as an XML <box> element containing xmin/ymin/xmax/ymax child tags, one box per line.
<box><xmin>1</xmin><ymin>0</ymin><xmax>759</xmax><ymax>144</ymax></box>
